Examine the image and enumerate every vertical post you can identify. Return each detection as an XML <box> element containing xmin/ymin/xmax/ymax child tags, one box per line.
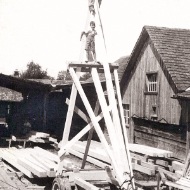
<box><xmin>186</xmin><ymin>102</ymin><xmax>190</xmax><ymax>157</ymax></box>
<box><xmin>43</xmin><ymin>92</ymin><xmax>48</xmax><ymax>132</ymax></box>
<box><xmin>81</xmin><ymin>99</ymin><xmax>100</xmax><ymax>169</ymax></box>
<box><xmin>130</xmin><ymin>117</ymin><xmax>135</xmax><ymax>143</ymax></box>
<box><xmin>62</xmin><ymin>82</ymin><xmax>78</xmax><ymax>145</ymax></box>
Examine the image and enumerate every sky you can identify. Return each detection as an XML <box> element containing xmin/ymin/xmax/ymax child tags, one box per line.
<box><xmin>0</xmin><ymin>0</ymin><xmax>190</xmax><ymax>78</ymax></box>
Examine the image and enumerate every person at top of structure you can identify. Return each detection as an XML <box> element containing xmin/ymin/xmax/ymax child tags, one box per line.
<box><xmin>88</xmin><ymin>0</ymin><xmax>95</xmax><ymax>16</ymax></box>
<box><xmin>80</xmin><ymin>21</ymin><xmax>97</xmax><ymax>62</ymax></box>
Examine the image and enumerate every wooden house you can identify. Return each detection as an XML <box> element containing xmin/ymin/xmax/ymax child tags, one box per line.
<box><xmin>120</xmin><ymin>26</ymin><xmax>190</xmax><ymax>159</ymax></box>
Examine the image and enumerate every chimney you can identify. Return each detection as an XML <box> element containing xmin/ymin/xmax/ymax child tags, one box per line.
<box><xmin>13</xmin><ymin>69</ymin><xmax>20</xmax><ymax>77</ymax></box>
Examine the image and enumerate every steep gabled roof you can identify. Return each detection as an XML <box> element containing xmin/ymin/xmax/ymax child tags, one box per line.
<box><xmin>120</xmin><ymin>25</ymin><xmax>190</xmax><ymax>94</ymax></box>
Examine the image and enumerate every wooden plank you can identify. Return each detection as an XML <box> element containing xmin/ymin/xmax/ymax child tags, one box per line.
<box><xmin>113</xmin><ymin>68</ymin><xmax>135</xmax><ymax>187</ymax></box>
<box><xmin>130</xmin><ymin>152</ymin><xmax>148</xmax><ymax>162</ymax></box>
<box><xmin>34</xmin><ymin>147</ymin><xmax>59</xmax><ymax>163</ymax></box>
<box><xmin>68</xmin><ymin>61</ymin><xmax>118</xmax><ymax>69</ymax></box>
<box><xmin>63</xmin><ymin>170</ymin><xmax>109</xmax><ymax>182</ymax></box>
<box><xmin>17</xmin><ymin>157</ymin><xmax>47</xmax><ymax>177</ymax></box>
<box><xmin>91</xmin><ymin>68</ymin><xmax>125</xmax><ymax>168</ymax></box>
<box><xmin>68</xmin><ymin>148</ymin><xmax>108</xmax><ymax>169</ymax></box>
<box><xmin>135</xmin><ymin>180</ymin><xmax>157</xmax><ymax>188</ymax></box>
<box><xmin>172</xmin><ymin>160</ymin><xmax>184</xmax><ymax>171</ymax></box>
<box><xmin>74</xmin><ymin>177</ymin><xmax>102</xmax><ymax>190</ymax></box>
<box><xmin>133</xmin><ymin>163</ymin><xmax>155</xmax><ymax>175</ymax></box>
<box><xmin>61</xmin><ymin>69</ymin><xmax>80</xmax><ymax>146</ymax></box>
<box><xmin>129</xmin><ymin>143</ymin><xmax>173</xmax><ymax>157</ymax></box>
<box><xmin>132</xmin><ymin>157</ymin><xmax>158</xmax><ymax>170</ymax></box>
<box><xmin>66</xmin><ymin>98</ymin><xmax>90</xmax><ymax>123</ymax></box>
<box><xmin>183</xmin><ymin>152</ymin><xmax>190</xmax><ymax>176</ymax></box>
<box><xmin>155</xmin><ymin>159</ymin><xmax>169</xmax><ymax>167</ymax></box>
<box><xmin>71</xmin><ymin>143</ymin><xmax>110</xmax><ymax>164</ymax></box>
<box><xmin>29</xmin><ymin>154</ymin><xmax>54</xmax><ymax>171</ymax></box>
<box><xmin>82</xmin><ymin>99</ymin><xmax>100</xmax><ymax>169</ymax></box>
<box><xmin>165</xmin><ymin>180</ymin><xmax>190</xmax><ymax>190</ymax></box>
<box><xmin>25</xmin><ymin>148</ymin><xmax>58</xmax><ymax>169</ymax></box>
<box><xmin>26</xmin><ymin>155</ymin><xmax>56</xmax><ymax>177</ymax></box>
<box><xmin>158</xmin><ymin>168</ymin><xmax>181</xmax><ymax>182</ymax></box>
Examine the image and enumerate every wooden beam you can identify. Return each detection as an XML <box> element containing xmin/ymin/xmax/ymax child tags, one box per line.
<box><xmin>133</xmin><ymin>163</ymin><xmax>155</xmax><ymax>175</ymax></box>
<box><xmin>113</xmin><ymin>68</ymin><xmax>135</xmax><ymax>187</ymax></box>
<box><xmin>165</xmin><ymin>180</ymin><xmax>190</xmax><ymax>190</ymax></box>
<box><xmin>68</xmin><ymin>148</ymin><xmax>108</xmax><ymax>169</ymax></box>
<box><xmin>183</xmin><ymin>152</ymin><xmax>190</xmax><ymax>176</ymax></box>
<box><xmin>71</xmin><ymin>143</ymin><xmax>110</xmax><ymax>164</ymax></box>
<box><xmin>17</xmin><ymin>158</ymin><xmax>47</xmax><ymax>177</ymax></box>
<box><xmin>61</xmin><ymin>83</ymin><xmax>77</xmax><ymax>145</ymax></box>
<box><xmin>66</xmin><ymin>98</ymin><xmax>90</xmax><ymax>123</ymax></box>
<box><xmin>68</xmin><ymin>61</ymin><xmax>119</xmax><ymax>69</ymax></box>
<box><xmin>61</xmin><ymin>68</ymin><xmax>81</xmax><ymax>146</ymax></box>
<box><xmin>129</xmin><ymin>143</ymin><xmax>173</xmax><ymax>158</ymax></box>
<box><xmin>26</xmin><ymin>148</ymin><xmax>58</xmax><ymax>169</ymax></box>
<box><xmin>74</xmin><ymin>177</ymin><xmax>101</xmax><ymax>190</ymax></box>
<box><xmin>63</xmin><ymin>170</ymin><xmax>109</xmax><ymax>182</ymax></box>
<box><xmin>91</xmin><ymin>68</ymin><xmax>121</xmax><ymax>160</ymax></box>
<box><xmin>186</xmin><ymin>103</ymin><xmax>190</xmax><ymax>156</ymax></box>
<box><xmin>172</xmin><ymin>161</ymin><xmax>184</xmax><ymax>172</ymax></box>
<box><xmin>81</xmin><ymin>99</ymin><xmax>100</xmax><ymax>169</ymax></box>
<box><xmin>34</xmin><ymin>147</ymin><xmax>59</xmax><ymax>163</ymax></box>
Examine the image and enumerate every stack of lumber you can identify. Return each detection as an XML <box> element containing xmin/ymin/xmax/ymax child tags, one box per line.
<box><xmin>68</xmin><ymin>140</ymin><xmax>182</xmax><ymax>176</ymax></box>
<box><xmin>28</xmin><ymin>131</ymin><xmax>57</xmax><ymax>144</ymax></box>
<box><xmin>0</xmin><ymin>147</ymin><xmax>59</xmax><ymax>178</ymax></box>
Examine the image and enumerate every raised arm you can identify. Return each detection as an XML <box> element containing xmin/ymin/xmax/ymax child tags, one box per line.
<box><xmin>80</xmin><ymin>31</ymin><xmax>86</xmax><ymax>41</ymax></box>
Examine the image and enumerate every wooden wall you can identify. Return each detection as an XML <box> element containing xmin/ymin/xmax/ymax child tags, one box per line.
<box><xmin>133</xmin><ymin>118</ymin><xmax>186</xmax><ymax>160</ymax></box>
<box><xmin>122</xmin><ymin>40</ymin><xmax>181</xmax><ymax>124</ymax></box>
<box><xmin>122</xmin><ymin>39</ymin><xmax>187</xmax><ymax>159</ymax></box>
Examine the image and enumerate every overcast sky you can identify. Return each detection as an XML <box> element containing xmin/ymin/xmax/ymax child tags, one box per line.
<box><xmin>0</xmin><ymin>0</ymin><xmax>190</xmax><ymax>78</ymax></box>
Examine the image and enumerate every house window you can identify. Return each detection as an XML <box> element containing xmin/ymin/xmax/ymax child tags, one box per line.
<box><xmin>146</xmin><ymin>72</ymin><xmax>158</xmax><ymax>93</ymax></box>
<box><xmin>123</xmin><ymin>104</ymin><xmax>130</xmax><ymax>126</ymax></box>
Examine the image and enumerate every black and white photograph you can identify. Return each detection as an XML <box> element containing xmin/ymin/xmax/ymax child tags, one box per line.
<box><xmin>0</xmin><ymin>0</ymin><xmax>190</xmax><ymax>189</ymax></box>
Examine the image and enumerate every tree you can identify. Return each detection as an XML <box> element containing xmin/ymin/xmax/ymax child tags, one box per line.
<box><xmin>57</xmin><ymin>70</ymin><xmax>66</xmax><ymax>80</ymax></box>
<box><xmin>57</xmin><ymin>70</ymin><xmax>72</xmax><ymax>81</ymax></box>
<box><xmin>20</xmin><ymin>61</ymin><xmax>52</xmax><ymax>79</ymax></box>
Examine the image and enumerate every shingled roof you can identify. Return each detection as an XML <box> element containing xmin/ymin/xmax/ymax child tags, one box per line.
<box><xmin>120</xmin><ymin>25</ymin><xmax>190</xmax><ymax>93</ymax></box>
<box><xmin>0</xmin><ymin>87</ymin><xmax>23</xmax><ymax>102</ymax></box>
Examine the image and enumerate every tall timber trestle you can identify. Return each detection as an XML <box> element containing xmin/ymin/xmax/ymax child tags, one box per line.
<box><xmin>57</xmin><ymin>62</ymin><xmax>135</xmax><ymax>190</ymax></box>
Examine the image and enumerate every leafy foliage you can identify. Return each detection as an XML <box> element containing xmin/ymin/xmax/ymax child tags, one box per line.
<box><xmin>57</xmin><ymin>70</ymin><xmax>72</xmax><ymax>81</ymax></box>
<box><xmin>20</xmin><ymin>61</ymin><xmax>52</xmax><ymax>79</ymax></box>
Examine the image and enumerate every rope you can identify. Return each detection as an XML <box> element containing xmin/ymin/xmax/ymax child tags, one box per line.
<box><xmin>95</xmin><ymin>0</ymin><xmax>107</xmax><ymax>53</ymax></box>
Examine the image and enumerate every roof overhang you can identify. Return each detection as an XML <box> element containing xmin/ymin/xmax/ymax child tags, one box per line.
<box><xmin>0</xmin><ymin>73</ymin><xmax>52</xmax><ymax>93</ymax></box>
